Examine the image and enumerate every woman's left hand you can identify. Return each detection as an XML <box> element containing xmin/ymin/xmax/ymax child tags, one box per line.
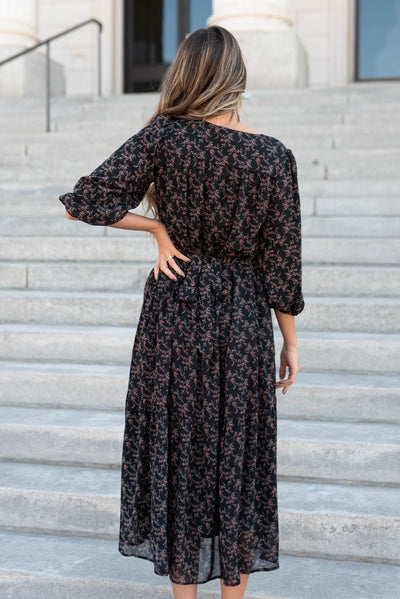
<box><xmin>152</xmin><ymin>221</ymin><xmax>191</xmax><ymax>281</ymax></box>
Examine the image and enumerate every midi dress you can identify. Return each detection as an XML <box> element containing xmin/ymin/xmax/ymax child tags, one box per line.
<box><xmin>59</xmin><ymin>112</ymin><xmax>305</xmax><ymax>587</ymax></box>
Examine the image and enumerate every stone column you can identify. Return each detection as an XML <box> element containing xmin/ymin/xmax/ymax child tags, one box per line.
<box><xmin>207</xmin><ymin>0</ymin><xmax>308</xmax><ymax>89</ymax></box>
<box><xmin>0</xmin><ymin>0</ymin><xmax>39</xmax><ymax>47</ymax></box>
<box><xmin>0</xmin><ymin>0</ymin><xmax>64</xmax><ymax>97</ymax></box>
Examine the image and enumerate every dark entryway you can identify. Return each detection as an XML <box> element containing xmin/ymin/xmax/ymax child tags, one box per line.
<box><xmin>124</xmin><ymin>0</ymin><xmax>212</xmax><ymax>93</ymax></box>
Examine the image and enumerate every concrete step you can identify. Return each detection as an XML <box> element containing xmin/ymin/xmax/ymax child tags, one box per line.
<box><xmin>4</xmin><ymin>128</ymin><xmax>400</xmax><ymax>160</ymax></box>
<box><xmin>44</xmin><ymin>111</ymin><xmax>343</xmax><ymax>128</ymax></box>
<box><xmin>0</xmin><ymin>289</ymin><xmax>398</xmax><ymax>333</ymax></box>
<box><xmin>0</xmin><ymin>163</ymin><xmax>327</xmax><ymax>183</ymax></box>
<box><xmin>0</xmin><ymin>406</ymin><xmax>398</xmax><ymax>484</ymax></box>
<box><xmin>0</xmin><ymin>531</ymin><xmax>398</xmax><ymax>599</ymax></box>
<box><xmin>0</xmin><ymin>323</ymin><xmax>136</xmax><ymax>365</ymax></box>
<box><xmin>294</xmin><ymin>330</ymin><xmax>400</xmax><ymax>375</ymax></box>
<box><xmin>246</xmin><ymin>100</ymin><xmax>400</xmax><ymax>117</ymax></box>
<box><xmin>0</xmin><ymin>216</ymin><xmax>111</xmax><ymax>237</ymax></box>
<box><xmin>279</xmin><ymin>370</ymin><xmax>400</xmax><ymax>423</ymax></box>
<box><xmin>1</xmin><ymin>82</ymin><xmax>397</xmax><ymax>110</ymax></box>
<box><xmin>299</xmin><ymin>179</ymin><xmax>400</xmax><ymax>197</ymax></box>
<box><xmin>0</xmin><ymin>324</ymin><xmax>398</xmax><ymax>374</ymax></box>
<box><xmin>16</xmin><ymin>145</ymin><xmax>400</xmax><ymax>166</ymax></box>
<box><xmin>302</xmin><ymin>216</ymin><xmax>400</xmax><ymax>237</ymax></box>
<box><xmin>3</xmin><ymin>215</ymin><xmax>400</xmax><ymax>238</ymax></box>
<box><xmin>277</xmin><ymin>419</ymin><xmax>400</xmax><ymax>484</ymax></box>
<box><xmin>6</xmin><ymin>193</ymin><xmax>400</xmax><ymax>220</ymax></box>
<box><xmin>3</xmin><ymin>128</ymin><xmax>400</xmax><ymax>157</ymax></box>
<box><xmin>0</xmin><ymin>191</ymin><xmax>150</xmax><ymax>219</ymax></box>
<box><xmin>1</xmin><ymin>130</ymin><xmax>337</xmax><ymax>154</ymax></box>
<box><xmin>0</xmin><ymin>235</ymin><xmax>399</xmax><ymax>265</ymax></box>
<box><xmin>0</xmin><ymin>361</ymin><xmax>398</xmax><ymax>423</ymax></box>
<box><xmin>332</xmin><ymin>132</ymin><xmax>400</xmax><ymax>149</ymax></box>
<box><xmin>313</xmin><ymin>196</ymin><xmax>400</xmax><ymax>216</ymax></box>
<box><xmin>0</xmin><ymin>461</ymin><xmax>398</xmax><ymax>564</ymax></box>
<box><xmin>0</xmin><ymin>260</ymin><xmax>152</xmax><ymax>292</ymax></box>
<box><xmin>303</xmin><ymin>265</ymin><xmax>400</xmax><ymax>297</ymax></box>
<box><xmin>1</xmin><ymin>179</ymin><xmax>399</xmax><ymax>215</ymax></box>
<box><xmin>2</xmin><ymin>261</ymin><xmax>398</xmax><ymax>297</ymax></box>
<box><xmin>0</xmin><ymin>360</ymin><xmax>129</xmax><ymax>410</ymax></box>
<box><xmin>3</xmin><ymin>149</ymin><xmax>400</xmax><ymax>181</ymax></box>
<box><xmin>48</xmin><ymin>120</ymin><xmax>400</xmax><ymax>140</ymax></box>
<box><xmin>41</xmin><ymin>111</ymin><xmax>400</xmax><ymax>133</ymax></box>
<box><xmin>0</xmin><ymin>191</ymin><xmax>394</xmax><ymax>224</ymax></box>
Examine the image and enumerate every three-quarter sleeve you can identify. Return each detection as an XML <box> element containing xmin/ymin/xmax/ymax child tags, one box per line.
<box><xmin>59</xmin><ymin>114</ymin><xmax>167</xmax><ymax>226</ymax></box>
<box><xmin>256</xmin><ymin>145</ymin><xmax>305</xmax><ymax>315</ymax></box>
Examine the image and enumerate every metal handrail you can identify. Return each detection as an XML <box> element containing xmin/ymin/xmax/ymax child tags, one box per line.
<box><xmin>0</xmin><ymin>19</ymin><xmax>103</xmax><ymax>132</ymax></box>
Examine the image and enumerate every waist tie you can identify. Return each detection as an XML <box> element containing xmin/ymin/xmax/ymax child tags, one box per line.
<box><xmin>176</xmin><ymin>253</ymin><xmax>255</xmax><ymax>359</ymax></box>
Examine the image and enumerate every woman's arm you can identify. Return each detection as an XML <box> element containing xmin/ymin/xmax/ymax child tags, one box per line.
<box><xmin>274</xmin><ymin>308</ymin><xmax>301</xmax><ymax>395</ymax></box>
<box><xmin>60</xmin><ymin>114</ymin><xmax>190</xmax><ymax>279</ymax></box>
<box><xmin>274</xmin><ymin>309</ymin><xmax>297</xmax><ymax>350</ymax></box>
<box><xmin>65</xmin><ymin>208</ymin><xmax>190</xmax><ymax>280</ymax></box>
<box><xmin>59</xmin><ymin>114</ymin><xmax>169</xmax><ymax>227</ymax></box>
<box><xmin>64</xmin><ymin>209</ymin><xmax>161</xmax><ymax>234</ymax></box>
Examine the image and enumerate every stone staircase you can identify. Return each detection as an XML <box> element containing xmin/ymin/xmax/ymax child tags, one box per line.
<box><xmin>0</xmin><ymin>82</ymin><xmax>399</xmax><ymax>598</ymax></box>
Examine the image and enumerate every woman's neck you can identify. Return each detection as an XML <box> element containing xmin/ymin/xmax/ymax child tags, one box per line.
<box><xmin>205</xmin><ymin>111</ymin><xmax>240</xmax><ymax>127</ymax></box>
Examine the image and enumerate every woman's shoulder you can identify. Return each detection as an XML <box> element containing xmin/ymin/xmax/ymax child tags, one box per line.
<box><xmin>146</xmin><ymin>113</ymin><xmax>290</xmax><ymax>149</ymax></box>
<box><xmin>261</xmin><ymin>133</ymin><xmax>290</xmax><ymax>153</ymax></box>
<box><xmin>144</xmin><ymin>112</ymin><xmax>175</xmax><ymax>133</ymax></box>
<box><xmin>132</xmin><ymin>113</ymin><xmax>176</xmax><ymax>151</ymax></box>
<box><xmin>263</xmin><ymin>135</ymin><xmax>296</xmax><ymax>167</ymax></box>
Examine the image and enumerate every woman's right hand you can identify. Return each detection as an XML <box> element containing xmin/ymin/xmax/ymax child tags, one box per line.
<box><xmin>276</xmin><ymin>345</ymin><xmax>301</xmax><ymax>395</ymax></box>
<box><xmin>151</xmin><ymin>221</ymin><xmax>191</xmax><ymax>281</ymax></box>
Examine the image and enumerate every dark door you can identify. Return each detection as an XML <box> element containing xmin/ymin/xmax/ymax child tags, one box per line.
<box><xmin>124</xmin><ymin>0</ymin><xmax>212</xmax><ymax>92</ymax></box>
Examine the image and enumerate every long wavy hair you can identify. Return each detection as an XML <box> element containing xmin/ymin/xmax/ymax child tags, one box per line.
<box><xmin>142</xmin><ymin>25</ymin><xmax>247</xmax><ymax>219</ymax></box>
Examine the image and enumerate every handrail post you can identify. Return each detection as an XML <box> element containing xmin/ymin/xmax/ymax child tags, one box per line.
<box><xmin>46</xmin><ymin>41</ymin><xmax>50</xmax><ymax>132</ymax></box>
<box><xmin>97</xmin><ymin>24</ymin><xmax>102</xmax><ymax>96</ymax></box>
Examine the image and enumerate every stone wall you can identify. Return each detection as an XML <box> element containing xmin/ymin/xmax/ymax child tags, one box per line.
<box><xmin>0</xmin><ymin>0</ymin><xmax>354</xmax><ymax>96</ymax></box>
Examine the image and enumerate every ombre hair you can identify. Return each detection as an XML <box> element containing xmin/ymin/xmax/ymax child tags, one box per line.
<box><xmin>143</xmin><ymin>25</ymin><xmax>247</xmax><ymax>218</ymax></box>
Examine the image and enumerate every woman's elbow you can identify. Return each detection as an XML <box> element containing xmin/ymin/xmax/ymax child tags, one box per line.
<box><xmin>65</xmin><ymin>209</ymin><xmax>79</xmax><ymax>220</ymax></box>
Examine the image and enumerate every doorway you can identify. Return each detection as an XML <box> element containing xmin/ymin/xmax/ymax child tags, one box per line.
<box><xmin>124</xmin><ymin>0</ymin><xmax>212</xmax><ymax>93</ymax></box>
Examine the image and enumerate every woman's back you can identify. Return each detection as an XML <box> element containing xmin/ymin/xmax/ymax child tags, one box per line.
<box><xmin>154</xmin><ymin>114</ymin><xmax>276</xmax><ymax>260</ymax></box>
<box><xmin>60</xmin><ymin>112</ymin><xmax>304</xmax><ymax>315</ymax></box>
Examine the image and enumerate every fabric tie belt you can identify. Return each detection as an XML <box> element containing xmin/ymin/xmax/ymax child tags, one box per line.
<box><xmin>176</xmin><ymin>253</ymin><xmax>255</xmax><ymax>359</ymax></box>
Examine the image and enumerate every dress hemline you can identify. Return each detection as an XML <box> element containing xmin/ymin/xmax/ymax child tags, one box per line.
<box><xmin>118</xmin><ymin>548</ymin><xmax>279</xmax><ymax>587</ymax></box>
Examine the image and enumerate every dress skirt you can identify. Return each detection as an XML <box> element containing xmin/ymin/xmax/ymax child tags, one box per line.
<box><xmin>118</xmin><ymin>253</ymin><xmax>280</xmax><ymax>587</ymax></box>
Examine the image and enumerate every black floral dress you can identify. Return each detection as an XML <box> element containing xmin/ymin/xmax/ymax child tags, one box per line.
<box><xmin>59</xmin><ymin>113</ymin><xmax>305</xmax><ymax>587</ymax></box>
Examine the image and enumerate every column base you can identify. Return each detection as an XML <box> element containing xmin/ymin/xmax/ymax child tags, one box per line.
<box><xmin>233</xmin><ymin>28</ymin><xmax>309</xmax><ymax>89</ymax></box>
<box><xmin>0</xmin><ymin>45</ymin><xmax>66</xmax><ymax>97</ymax></box>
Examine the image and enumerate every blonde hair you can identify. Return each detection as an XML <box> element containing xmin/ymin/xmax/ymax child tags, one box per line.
<box><xmin>142</xmin><ymin>25</ymin><xmax>247</xmax><ymax>218</ymax></box>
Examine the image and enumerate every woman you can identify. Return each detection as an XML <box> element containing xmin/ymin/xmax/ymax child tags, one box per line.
<box><xmin>59</xmin><ymin>25</ymin><xmax>304</xmax><ymax>599</ymax></box>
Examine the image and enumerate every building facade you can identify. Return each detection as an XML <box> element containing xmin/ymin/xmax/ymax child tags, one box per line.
<box><xmin>0</xmin><ymin>0</ymin><xmax>399</xmax><ymax>96</ymax></box>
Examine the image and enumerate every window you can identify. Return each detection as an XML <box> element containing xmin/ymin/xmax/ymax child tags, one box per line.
<box><xmin>356</xmin><ymin>0</ymin><xmax>400</xmax><ymax>80</ymax></box>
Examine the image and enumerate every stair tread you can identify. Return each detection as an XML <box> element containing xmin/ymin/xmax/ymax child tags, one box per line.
<box><xmin>0</xmin><ymin>359</ymin><xmax>127</xmax><ymax>375</ymax></box>
<box><xmin>0</xmin><ymin>531</ymin><xmax>397</xmax><ymax>599</ymax></box>
<box><xmin>0</xmin><ymin>359</ymin><xmax>398</xmax><ymax>388</ymax></box>
<box><xmin>1</xmin><ymin>288</ymin><xmax>400</xmax><ymax>306</ymax></box>
<box><xmin>0</xmin><ymin>405</ymin><xmax>399</xmax><ymax>444</ymax></box>
<box><xmin>0</xmin><ymin>461</ymin><xmax>398</xmax><ymax>517</ymax></box>
<box><xmin>1</xmin><ymin>322</ymin><xmax>400</xmax><ymax>340</ymax></box>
